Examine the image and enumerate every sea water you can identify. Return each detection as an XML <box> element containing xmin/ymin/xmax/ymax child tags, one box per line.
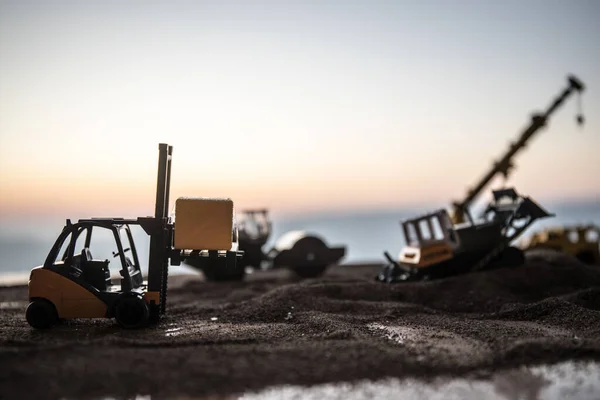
<box><xmin>1</xmin><ymin>200</ymin><xmax>598</xmax><ymax>284</ymax></box>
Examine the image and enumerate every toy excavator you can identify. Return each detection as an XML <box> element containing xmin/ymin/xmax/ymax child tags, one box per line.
<box><xmin>26</xmin><ymin>143</ymin><xmax>243</xmax><ymax>329</ymax></box>
<box><xmin>185</xmin><ymin>209</ymin><xmax>346</xmax><ymax>281</ymax></box>
<box><xmin>450</xmin><ymin>74</ymin><xmax>585</xmax><ymax>224</ymax></box>
<box><xmin>377</xmin><ymin>188</ymin><xmax>553</xmax><ymax>283</ymax></box>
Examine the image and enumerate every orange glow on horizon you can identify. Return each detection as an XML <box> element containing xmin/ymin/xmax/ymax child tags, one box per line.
<box><xmin>2</xmin><ymin>164</ymin><xmax>598</xmax><ymax>220</ymax></box>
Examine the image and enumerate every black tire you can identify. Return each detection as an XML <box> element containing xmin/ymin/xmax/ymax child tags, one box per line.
<box><xmin>26</xmin><ymin>299</ymin><xmax>58</xmax><ymax>329</ymax></box>
<box><xmin>148</xmin><ymin>304</ymin><xmax>161</xmax><ymax>325</ymax></box>
<box><xmin>114</xmin><ymin>295</ymin><xmax>150</xmax><ymax>329</ymax></box>
<box><xmin>292</xmin><ymin>265</ymin><xmax>328</xmax><ymax>279</ymax></box>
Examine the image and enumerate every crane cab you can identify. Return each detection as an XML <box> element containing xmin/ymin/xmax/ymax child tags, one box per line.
<box><xmin>398</xmin><ymin>210</ymin><xmax>458</xmax><ymax>268</ymax></box>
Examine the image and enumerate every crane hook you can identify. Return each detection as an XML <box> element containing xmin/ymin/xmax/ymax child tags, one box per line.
<box><xmin>576</xmin><ymin>90</ymin><xmax>585</xmax><ymax>126</ymax></box>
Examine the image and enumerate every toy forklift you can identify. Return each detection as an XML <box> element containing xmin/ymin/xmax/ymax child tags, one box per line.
<box><xmin>26</xmin><ymin>143</ymin><xmax>243</xmax><ymax>329</ymax></box>
<box><xmin>185</xmin><ymin>208</ymin><xmax>346</xmax><ymax>281</ymax></box>
<box><xmin>377</xmin><ymin>188</ymin><xmax>553</xmax><ymax>283</ymax></box>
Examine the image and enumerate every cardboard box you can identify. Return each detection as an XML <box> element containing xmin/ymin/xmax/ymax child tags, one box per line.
<box><xmin>173</xmin><ymin>197</ymin><xmax>234</xmax><ymax>250</ymax></box>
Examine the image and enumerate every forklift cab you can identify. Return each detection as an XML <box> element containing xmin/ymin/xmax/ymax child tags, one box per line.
<box><xmin>44</xmin><ymin>219</ymin><xmax>144</xmax><ymax>293</ymax></box>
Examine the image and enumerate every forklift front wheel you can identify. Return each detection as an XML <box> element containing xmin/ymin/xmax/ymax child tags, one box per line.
<box><xmin>26</xmin><ymin>299</ymin><xmax>58</xmax><ymax>329</ymax></box>
<box><xmin>115</xmin><ymin>295</ymin><xmax>150</xmax><ymax>329</ymax></box>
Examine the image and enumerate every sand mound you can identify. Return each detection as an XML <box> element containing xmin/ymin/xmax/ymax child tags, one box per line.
<box><xmin>1</xmin><ymin>255</ymin><xmax>599</xmax><ymax>399</ymax></box>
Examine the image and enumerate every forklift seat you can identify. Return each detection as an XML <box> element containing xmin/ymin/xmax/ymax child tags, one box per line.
<box><xmin>80</xmin><ymin>248</ymin><xmax>111</xmax><ymax>291</ymax></box>
<box><xmin>81</xmin><ymin>248</ymin><xmax>93</xmax><ymax>262</ymax></box>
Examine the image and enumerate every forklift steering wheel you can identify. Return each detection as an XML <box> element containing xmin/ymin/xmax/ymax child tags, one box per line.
<box><xmin>112</xmin><ymin>248</ymin><xmax>131</xmax><ymax>258</ymax></box>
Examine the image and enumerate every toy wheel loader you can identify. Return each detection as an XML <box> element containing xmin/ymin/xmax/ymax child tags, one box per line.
<box><xmin>26</xmin><ymin>143</ymin><xmax>243</xmax><ymax>329</ymax></box>
<box><xmin>185</xmin><ymin>209</ymin><xmax>346</xmax><ymax>281</ymax></box>
<box><xmin>377</xmin><ymin>188</ymin><xmax>553</xmax><ymax>283</ymax></box>
<box><xmin>519</xmin><ymin>225</ymin><xmax>600</xmax><ymax>265</ymax></box>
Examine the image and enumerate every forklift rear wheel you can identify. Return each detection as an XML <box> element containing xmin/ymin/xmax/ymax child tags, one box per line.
<box><xmin>292</xmin><ymin>265</ymin><xmax>328</xmax><ymax>279</ymax></box>
<box><xmin>115</xmin><ymin>295</ymin><xmax>150</xmax><ymax>329</ymax></box>
<box><xmin>26</xmin><ymin>299</ymin><xmax>58</xmax><ymax>329</ymax></box>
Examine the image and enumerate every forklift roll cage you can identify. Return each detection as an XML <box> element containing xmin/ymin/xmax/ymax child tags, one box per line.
<box><xmin>45</xmin><ymin>219</ymin><xmax>145</xmax><ymax>292</ymax></box>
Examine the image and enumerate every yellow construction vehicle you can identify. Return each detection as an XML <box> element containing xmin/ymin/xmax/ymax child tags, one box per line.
<box><xmin>26</xmin><ymin>143</ymin><xmax>243</xmax><ymax>329</ymax></box>
<box><xmin>377</xmin><ymin>188</ymin><xmax>553</xmax><ymax>282</ymax></box>
<box><xmin>450</xmin><ymin>74</ymin><xmax>585</xmax><ymax>224</ymax></box>
<box><xmin>446</xmin><ymin>73</ymin><xmax>597</xmax><ymax>264</ymax></box>
<box><xmin>519</xmin><ymin>224</ymin><xmax>600</xmax><ymax>265</ymax></box>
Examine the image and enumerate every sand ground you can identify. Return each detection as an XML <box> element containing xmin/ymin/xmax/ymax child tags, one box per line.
<box><xmin>1</xmin><ymin>251</ymin><xmax>600</xmax><ymax>399</ymax></box>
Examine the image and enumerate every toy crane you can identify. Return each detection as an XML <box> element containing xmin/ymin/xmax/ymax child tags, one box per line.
<box><xmin>377</xmin><ymin>188</ymin><xmax>553</xmax><ymax>283</ymax></box>
<box><xmin>450</xmin><ymin>74</ymin><xmax>585</xmax><ymax>224</ymax></box>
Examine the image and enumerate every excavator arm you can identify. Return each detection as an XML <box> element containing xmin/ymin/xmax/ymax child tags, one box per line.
<box><xmin>450</xmin><ymin>74</ymin><xmax>585</xmax><ymax>224</ymax></box>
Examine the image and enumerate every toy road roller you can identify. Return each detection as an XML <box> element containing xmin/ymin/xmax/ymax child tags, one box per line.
<box><xmin>185</xmin><ymin>209</ymin><xmax>346</xmax><ymax>281</ymax></box>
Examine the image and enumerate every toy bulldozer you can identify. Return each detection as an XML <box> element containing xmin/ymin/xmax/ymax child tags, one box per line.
<box><xmin>26</xmin><ymin>144</ymin><xmax>243</xmax><ymax>329</ymax></box>
<box><xmin>377</xmin><ymin>188</ymin><xmax>553</xmax><ymax>283</ymax></box>
<box><xmin>185</xmin><ymin>209</ymin><xmax>346</xmax><ymax>281</ymax></box>
<box><xmin>519</xmin><ymin>225</ymin><xmax>600</xmax><ymax>265</ymax></box>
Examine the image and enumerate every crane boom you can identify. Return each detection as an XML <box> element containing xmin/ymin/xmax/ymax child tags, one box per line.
<box><xmin>450</xmin><ymin>75</ymin><xmax>585</xmax><ymax>224</ymax></box>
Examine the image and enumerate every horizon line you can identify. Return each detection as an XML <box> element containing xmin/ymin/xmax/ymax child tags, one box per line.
<box><xmin>1</xmin><ymin>192</ymin><xmax>598</xmax><ymax>222</ymax></box>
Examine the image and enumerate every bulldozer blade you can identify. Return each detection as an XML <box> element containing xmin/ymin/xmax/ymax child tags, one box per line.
<box><xmin>516</xmin><ymin>197</ymin><xmax>554</xmax><ymax>221</ymax></box>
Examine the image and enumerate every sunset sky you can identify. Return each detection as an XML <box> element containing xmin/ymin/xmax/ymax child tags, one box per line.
<box><xmin>1</xmin><ymin>0</ymin><xmax>599</xmax><ymax>220</ymax></box>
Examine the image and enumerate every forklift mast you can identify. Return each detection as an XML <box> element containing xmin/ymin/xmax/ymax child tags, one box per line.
<box><xmin>451</xmin><ymin>75</ymin><xmax>585</xmax><ymax>224</ymax></box>
<box><xmin>146</xmin><ymin>143</ymin><xmax>173</xmax><ymax>315</ymax></box>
